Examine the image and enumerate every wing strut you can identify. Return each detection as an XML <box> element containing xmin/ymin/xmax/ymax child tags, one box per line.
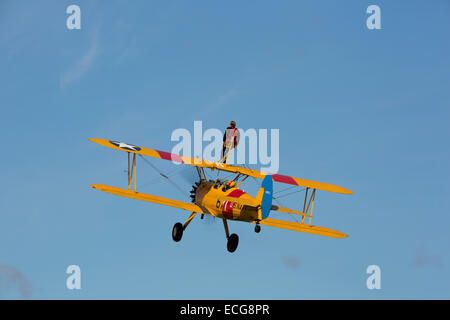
<box><xmin>301</xmin><ymin>188</ymin><xmax>316</xmax><ymax>225</ymax></box>
<box><xmin>138</xmin><ymin>154</ymin><xmax>186</xmax><ymax>196</ymax></box>
<box><xmin>183</xmin><ymin>212</ymin><xmax>197</xmax><ymax>230</ymax></box>
<box><xmin>127</xmin><ymin>152</ymin><xmax>137</xmax><ymax>191</ymax></box>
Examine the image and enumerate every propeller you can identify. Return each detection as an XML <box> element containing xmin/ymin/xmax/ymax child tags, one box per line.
<box><xmin>169</xmin><ymin>165</ymin><xmax>218</xmax><ymax>224</ymax></box>
<box><xmin>203</xmin><ymin>214</ymin><xmax>216</xmax><ymax>225</ymax></box>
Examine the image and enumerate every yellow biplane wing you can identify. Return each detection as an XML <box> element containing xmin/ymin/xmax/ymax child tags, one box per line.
<box><xmin>255</xmin><ymin>218</ymin><xmax>348</xmax><ymax>238</ymax></box>
<box><xmin>89</xmin><ymin>138</ymin><xmax>215</xmax><ymax>168</ymax></box>
<box><xmin>89</xmin><ymin>138</ymin><xmax>353</xmax><ymax>194</ymax></box>
<box><xmin>90</xmin><ymin>184</ymin><xmax>209</xmax><ymax>214</ymax></box>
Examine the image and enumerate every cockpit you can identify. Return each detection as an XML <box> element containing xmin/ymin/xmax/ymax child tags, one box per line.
<box><xmin>212</xmin><ymin>178</ymin><xmax>236</xmax><ymax>192</ymax></box>
<box><xmin>213</xmin><ymin>178</ymin><xmax>227</xmax><ymax>189</ymax></box>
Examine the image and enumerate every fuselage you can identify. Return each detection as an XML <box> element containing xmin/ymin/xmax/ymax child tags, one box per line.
<box><xmin>194</xmin><ymin>180</ymin><xmax>260</xmax><ymax>222</ymax></box>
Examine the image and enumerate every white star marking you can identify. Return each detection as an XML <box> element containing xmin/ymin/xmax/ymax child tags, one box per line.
<box><xmin>118</xmin><ymin>142</ymin><xmax>139</xmax><ymax>151</ymax></box>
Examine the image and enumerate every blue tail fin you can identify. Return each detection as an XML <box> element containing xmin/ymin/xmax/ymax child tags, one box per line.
<box><xmin>256</xmin><ymin>175</ymin><xmax>273</xmax><ymax>220</ymax></box>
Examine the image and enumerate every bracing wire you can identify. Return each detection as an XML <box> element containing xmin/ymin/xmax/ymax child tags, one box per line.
<box><xmin>273</xmin><ymin>185</ymin><xmax>298</xmax><ymax>195</ymax></box>
<box><xmin>136</xmin><ymin>165</ymin><xmax>186</xmax><ymax>189</ymax></box>
<box><xmin>272</xmin><ymin>188</ymin><xmax>306</xmax><ymax>200</ymax></box>
<box><xmin>242</xmin><ymin>164</ymin><xmax>307</xmax><ymax>223</ymax></box>
<box><xmin>138</xmin><ymin>154</ymin><xmax>186</xmax><ymax>197</ymax></box>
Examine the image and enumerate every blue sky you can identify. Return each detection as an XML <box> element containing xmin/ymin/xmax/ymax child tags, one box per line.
<box><xmin>0</xmin><ymin>0</ymin><xmax>449</xmax><ymax>299</ymax></box>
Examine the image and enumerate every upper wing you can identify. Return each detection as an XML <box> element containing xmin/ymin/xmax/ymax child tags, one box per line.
<box><xmin>89</xmin><ymin>138</ymin><xmax>214</xmax><ymax>167</ymax></box>
<box><xmin>256</xmin><ymin>218</ymin><xmax>348</xmax><ymax>238</ymax></box>
<box><xmin>91</xmin><ymin>184</ymin><xmax>208</xmax><ymax>214</ymax></box>
<box><xmin>223</xmin><ymin>165</ymin><xmax>353</xmax><ymax>194</ymax></box>
<box><xmin>89</xmin><ymin>138</ymin><xmax>353</xmax><ymax>194</ymax></box>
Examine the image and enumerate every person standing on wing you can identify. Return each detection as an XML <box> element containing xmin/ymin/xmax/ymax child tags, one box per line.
<box><xmin>221</xmin><ymin>121</ymin><xmax>240</xmax><ymax>163</ymax></box>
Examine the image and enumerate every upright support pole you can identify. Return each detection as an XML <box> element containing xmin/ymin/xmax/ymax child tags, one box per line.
<box><xmin>308</xmin><ymin>189</ymin><xmax>316</xmax><ymax>225</ymax></box>
<box><xmin>220</xmin><ymin>142</ymin><xmax>232</xmax><ymax>164</ymax></box>
<box><xmin>128</xmin><ymin>153</ymin><xmax>137</xmax><ymax>191</ymax></box>
<box><xmin>306</xmin><ymin>188</ymin><xmax>315</xmax><ymax>214</ymax></box>
<box><xmin>133</xmin><ymin>153</ymin><xmax>136</xmax><ymax>192</ymax></box>
<box><xmin>196</xmin><ymin>167</ymin><xmax>202</xmax><ymax>182</ymax></box>
<box><xmin>302</xmin><ymin>188</ymin><xmax>309</xmax><ymax>224</ymax></box>
<box><xmin>235</xmin><ymin>175</ymin><xmax>248</xmax><ymax>188</ymax></box>
<box><xmin>128</xmin><ymin>153</ymin><xmax>132</xmax><ymax>190</ymax></box>
<box><xmin>222</xmin><ymin>218</ymin><xmax>230</xmax><ymax>239</ymax></box>
<box><xmin>127</xmin><ymin>152</ymin><xmax>130</xmax><ymax>188</ymax></box>
<box><xmin>201</xmin><ymin>167</ymin><xmax>207</xmax><ymax>181</ymax></box>
<box><xmin>183</xmin><ymin>212</ymin><xmax>197</xmax><ymax>230</ymax></box>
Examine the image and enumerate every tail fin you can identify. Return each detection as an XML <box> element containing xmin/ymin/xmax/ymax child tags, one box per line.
<box><xmin>256</xmin><ymin>175</ymin><xmax>273</xmax><ymax>220</ymax></box>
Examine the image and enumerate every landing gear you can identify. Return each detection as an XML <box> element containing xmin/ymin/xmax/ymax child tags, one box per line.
<box><xmin>254</xmin><ymin>224</ymin><xmax>261</xmax><ymax>233</ymax></box>
<box><xmin>227</xmin><ymin>233</ymin><xmax>239</xmax><ymax>253</ymax></box>
<box><xmin>172</xmin><ymin>222</ymin><xmax>183</xmax><ymax>242</ymax></box>
<box><xmin>172</xmin><ymin>212</ymin><xmax>197</xmax><ymax>243</ymax></box>
<box><xmin>222</xmin><ymin>218</ymin><xmax>239</xmax><ymax>253</ymax></box>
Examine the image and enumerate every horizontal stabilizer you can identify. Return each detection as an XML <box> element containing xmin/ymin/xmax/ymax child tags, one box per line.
<box><xmin>270</xmin><ymin>205</ymin><xmax>308</xmax><ymax>216</ymax></box>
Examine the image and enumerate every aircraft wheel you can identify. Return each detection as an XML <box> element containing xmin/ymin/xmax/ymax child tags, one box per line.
<box><xmin>172</xmin><ymin>222</ymin><xmax>183</xmax><ymax>242</ymax></box>
<box><xmin>254</xmin><ymin>224</ymin><xmax>261</xmax><ymax>233</ymax></box>
<box><xmin>227</xmin><ymin>233</ymin><xmax>239</xmax><ymax>253</ymax></box>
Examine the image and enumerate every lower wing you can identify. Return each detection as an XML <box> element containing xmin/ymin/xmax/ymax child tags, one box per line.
<box><xmin>90</xmin><ymin>184</ymin><xmax>208</xmax><ymax>214</ymax></box>
<box><xmin>256</xmin><ymin>218</ymin><xmax>348</xmax><ymax>238</ymax></box>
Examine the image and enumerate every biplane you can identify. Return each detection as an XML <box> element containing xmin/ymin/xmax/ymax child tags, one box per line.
<box><xmin>89</xmin><ymin>138</ymin><xmax>353</xmax><ymax>253</ymax></box>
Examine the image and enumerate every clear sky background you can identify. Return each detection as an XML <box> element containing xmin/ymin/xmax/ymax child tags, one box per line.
<box><xmin>0</xmin><ymin>0</ymin><xmax>449</xmax><ymax>299</ymax></box>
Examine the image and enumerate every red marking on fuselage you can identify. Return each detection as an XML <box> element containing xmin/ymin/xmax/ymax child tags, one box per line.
<box><xmin>222</xmin><ymin>200</ymin><xmax>234</xmax><ymax>218</ymax></box>
<box><xmin>228</xmin><ymin>189</ymin><xmax>246</xmax><ymax>198</ymax></box>
<box><xmin>272</xmin><ymin>174</ymin><xmax>298</xmax><ymax>186</ymax></box>
<box><xmin>156</xmin><ymin>150</ymin><xmax>184</xmax><ymax>163</ymax></box>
